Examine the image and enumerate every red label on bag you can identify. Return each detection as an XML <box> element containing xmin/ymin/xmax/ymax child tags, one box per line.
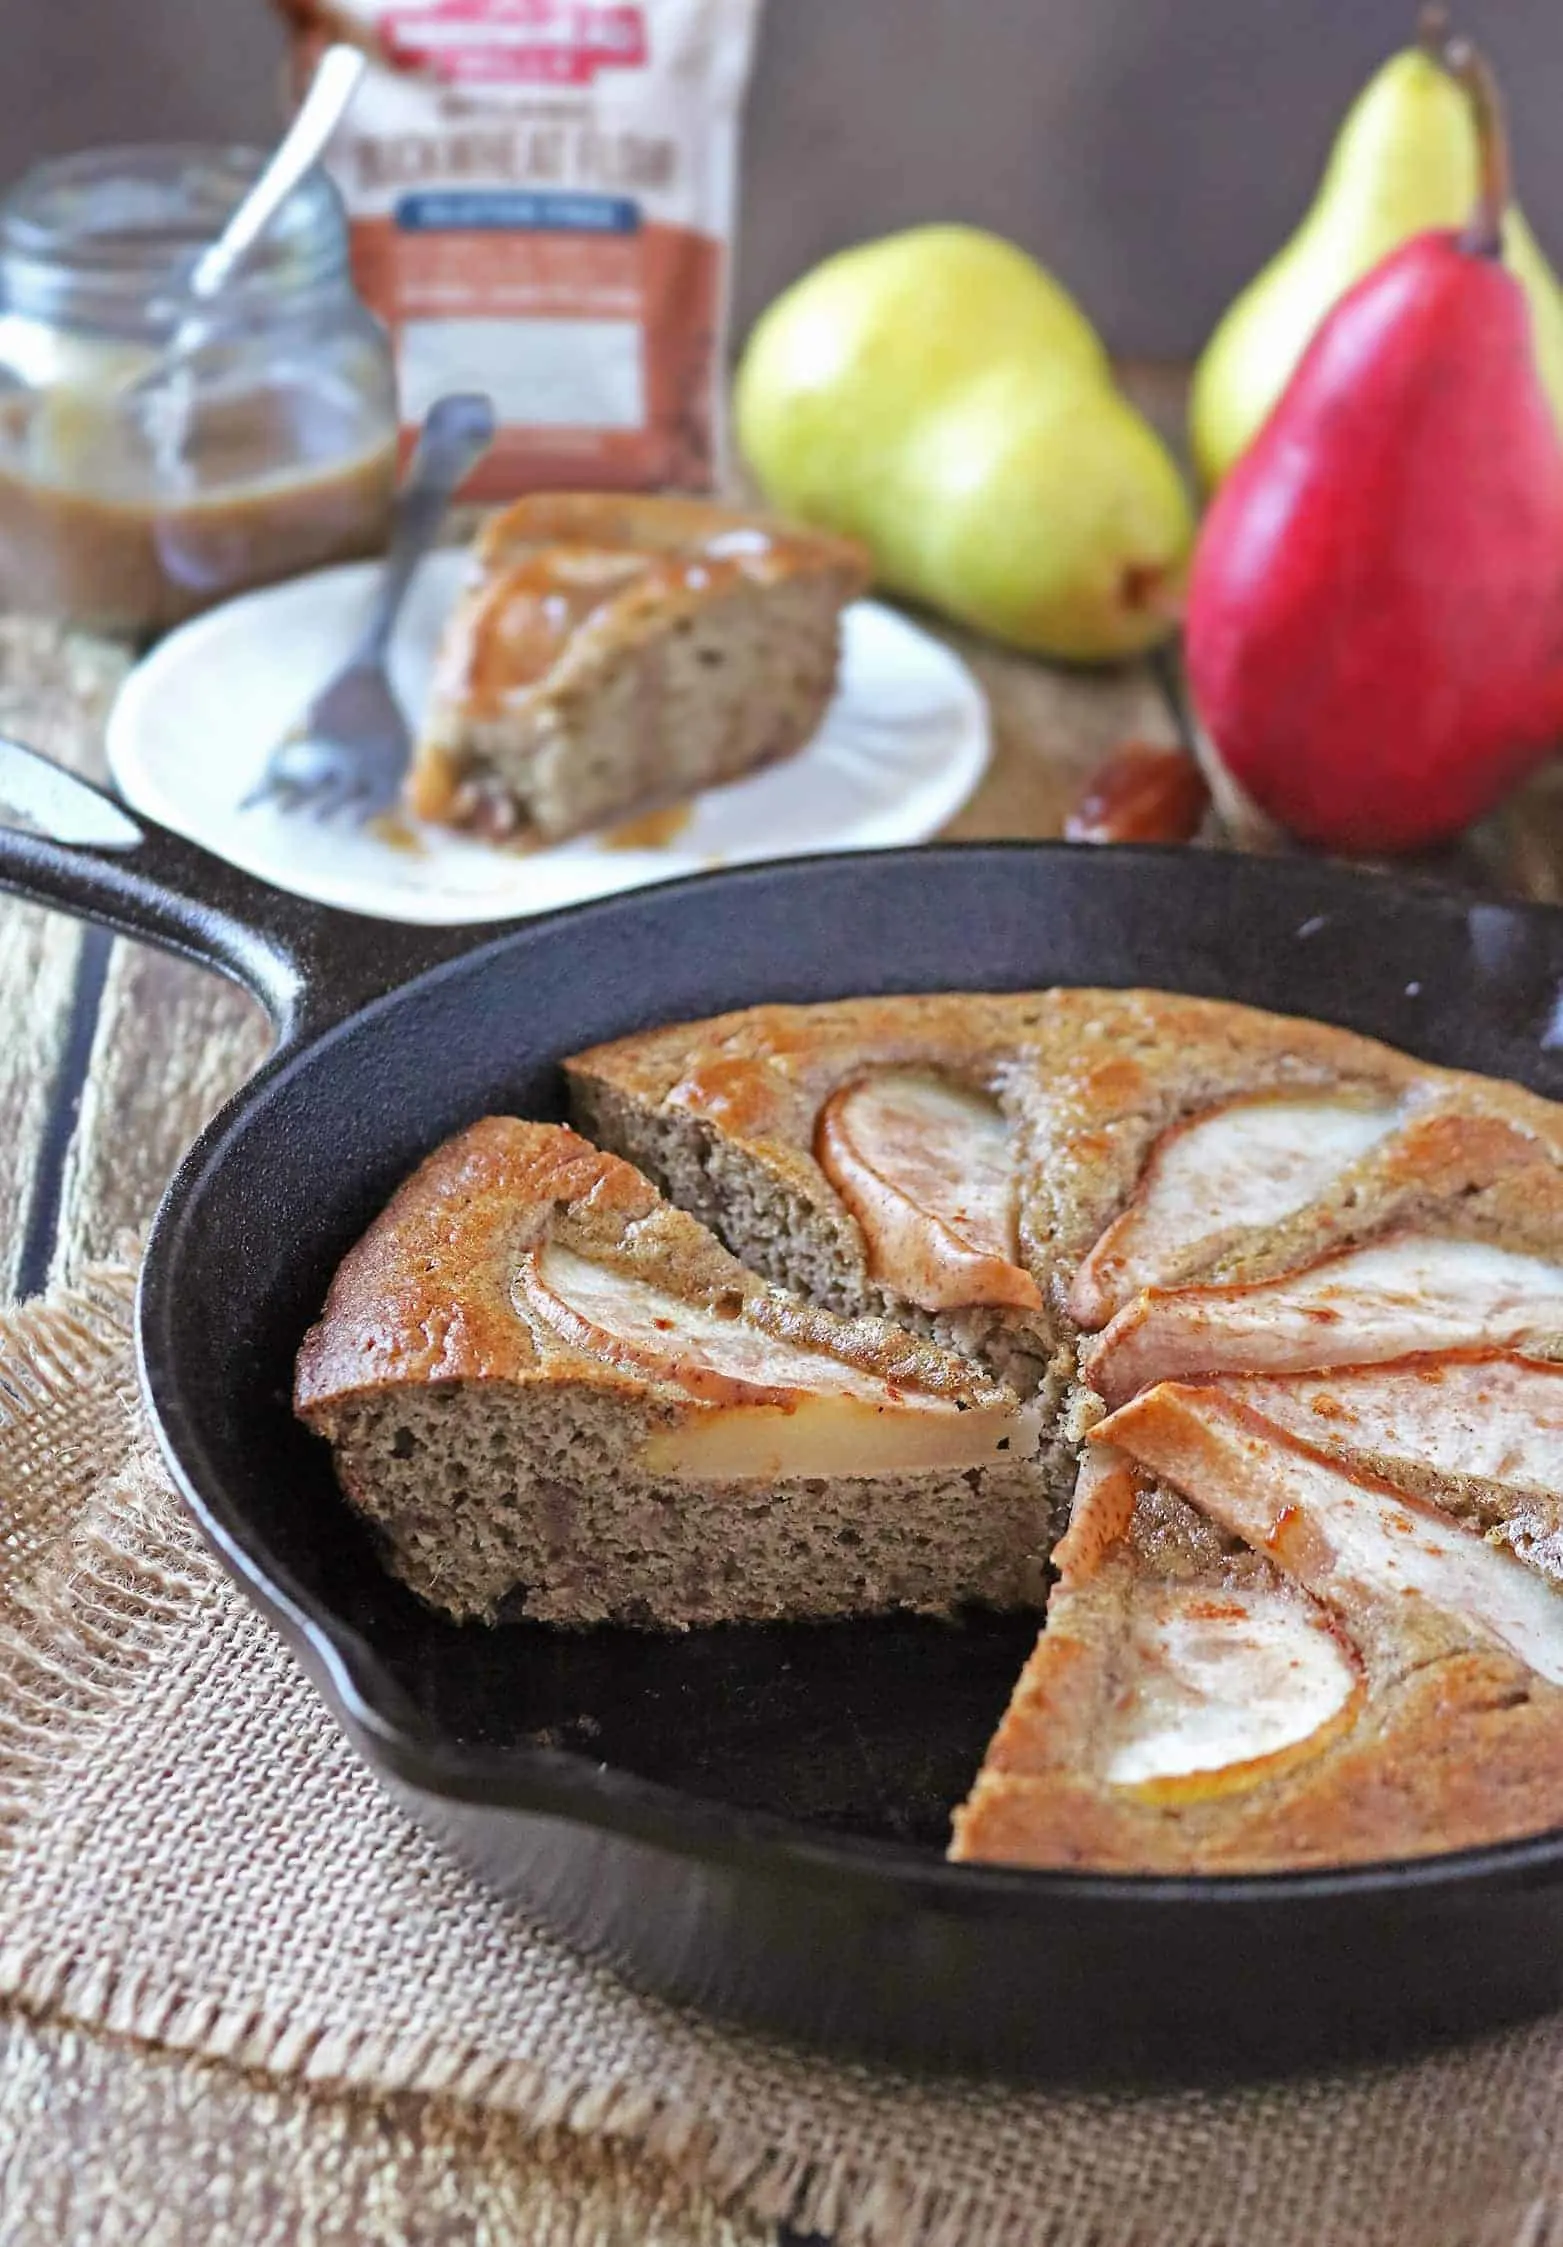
<box><xmin>281</xmin><ymin>0</ymin><xmax>760</xmax><ymax>497</ymax></box>
<box><xmin>381</xmin><ymin>2</ymin><xmax>648</xmax><ymax>88</ymax></box>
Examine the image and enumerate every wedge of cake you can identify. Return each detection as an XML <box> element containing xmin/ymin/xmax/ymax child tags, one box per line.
<box><xmin>407</xmin><ymin>493</ymin><xmax>871</xmax><ymax>846</ymax></box>
<box><xmin>944</xmin><ymin>989</ymin><xmax>1563</xmax><ymax>1873</ymax></box>
<box><xmin>295</xmin><ymin>1118</ymin><xmax>1049</xmax><ymax>1627</ymax></box>
<box><xmin>568</xmin><ymin>992</ymin><xmax>1075</xmax><ymax>1406</ymax></box>
<box><xmin>951</xmin><ymin>1390</ymin><xmax>1563</xmax><ymax>1873</ymax></box>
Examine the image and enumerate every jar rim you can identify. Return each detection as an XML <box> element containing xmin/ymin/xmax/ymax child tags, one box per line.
<box><xmin>0</xmin><ymin>143</ymin><xmax>349</xmax><ymax>322</ymax></box>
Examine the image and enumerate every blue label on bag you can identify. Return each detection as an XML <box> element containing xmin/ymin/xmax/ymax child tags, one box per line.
<box><xmin>394</xmin><ymin>191</ymin><xmax>640</xmax><ymax>233</ymax></box>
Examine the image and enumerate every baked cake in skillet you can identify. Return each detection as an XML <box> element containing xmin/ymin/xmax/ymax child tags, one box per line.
<box><xmin>408</xmin><ymin>494</ymin><xmax>870</xmax><ymax>846</ymax></box>
<box><xmin>295</xmin><ymin>1118</ymin><xmax>1048</xmax><ymax>1627</ymax></box>
<box><xmin>300</xmin><ymin>990</ymin><xmax>1563</xmax><ymax>1871</ymax></box>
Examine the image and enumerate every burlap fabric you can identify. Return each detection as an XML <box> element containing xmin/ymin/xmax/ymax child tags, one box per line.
<box><xmin>7</xmin><ymin>1270</ymin><xmax>1563</xmax><ymax>2247</ymax></box>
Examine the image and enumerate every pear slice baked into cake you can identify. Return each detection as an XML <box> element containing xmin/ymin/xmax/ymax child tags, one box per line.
<box><xmin>294</xmin><ymin>1118</ymin><xmax>1049</xmax><ymax>1627</ymax></box>
<box><xmin>408</xmin><ymin>493</ymin><xmax>871</xmax><ymax>846</ymax></box>
<box><xmin>1213</xmin><ymin>1355</ymin><xmax>1563</xmax><ymax>1577</ymax></box>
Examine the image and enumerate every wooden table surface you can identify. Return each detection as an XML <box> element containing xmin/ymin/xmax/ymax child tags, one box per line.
<box><xmin>2</xmin><ymin>380</ymin><xmax>1562</xmax><ymax>2235</ymax></box>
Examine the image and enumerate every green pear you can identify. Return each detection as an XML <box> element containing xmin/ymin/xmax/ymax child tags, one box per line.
<box><xmin>1192</xmin><ymin>38</ymin><xmax>1563</xmax><ymax>488</ymax></box>
<box><xmin>736</xmin><ymin>224</ymin><xmax>1193</xmax><ymax>664</ymax></box>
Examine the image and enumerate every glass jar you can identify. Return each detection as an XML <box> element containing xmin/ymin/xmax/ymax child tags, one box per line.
<box><xmin>0</xmin><ymin>144</ymin><xmax>398</xmax><ymax>636</ymax></box>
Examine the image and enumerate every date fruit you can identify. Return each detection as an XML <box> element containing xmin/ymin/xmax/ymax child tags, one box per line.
<box><xmin>1065</xmin><ymin>742</ymin><xmax>1210</xmax><ymax>845</ymax></box>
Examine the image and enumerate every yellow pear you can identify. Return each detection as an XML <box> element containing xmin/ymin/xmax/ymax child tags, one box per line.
<box><xmin>736</xmin><ymin>225</ymin><xmax>1192</xmax><ymax>664</ymax></box>
<box><xmin>1192</xmin><ymin>35</ymin><xmax>1563</xmax><ymax>487</ymax></box>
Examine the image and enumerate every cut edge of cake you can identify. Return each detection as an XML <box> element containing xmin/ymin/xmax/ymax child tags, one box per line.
<box><xmin>295</xmin><ymin>1116</ymin><xmax>1059</xmax><ymax>1628</ymax></box>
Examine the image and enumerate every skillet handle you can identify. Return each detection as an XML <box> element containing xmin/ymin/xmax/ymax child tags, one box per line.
<box><xmin>0</xmin><ymin>736</ymin><xmax>436</xmax><ymax>1044</ymax></box>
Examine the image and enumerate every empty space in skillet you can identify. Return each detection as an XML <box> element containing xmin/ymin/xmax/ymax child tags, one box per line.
<box><xmin>138</xmin><ymin>847</ymin><xmax>1563</xmax><ymax>1841</ymax></box>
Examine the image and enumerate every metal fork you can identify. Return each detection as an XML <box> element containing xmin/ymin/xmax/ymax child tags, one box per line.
<box><xmin>241</xmin><ymin>391</ymin><xmax>496</xmax><ymax>825</ymax></box>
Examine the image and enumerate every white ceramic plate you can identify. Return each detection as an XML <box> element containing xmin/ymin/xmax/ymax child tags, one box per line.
<box><xmin>106</xmin><ymin>553</ymin><xmax>990</xmax><ymax>926</ymax></box>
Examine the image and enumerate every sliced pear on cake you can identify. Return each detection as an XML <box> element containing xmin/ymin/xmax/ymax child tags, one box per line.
<box><xmin>816</xmin><ymin>1070</ymin><xmax>1042</xmax><ymax>1312</ymax></box>
<box><xmin>954</xmin><ymin>1384</ymin><xmax>1563</xmax><ymax>1873</ymax></box>
<box><xmin>950</xmin><ymin>1444</ymin><xmax>1369</xmax><ymax>1868</ymax></box>
<box><xmin>1098</xmin><ymin>1385</ymin><xmax>1563</xmax><ymax>1685</ymax></box>
<box><xmin>1051</xmin><ymin>1451</ymin><xmax>1365</xmax><ymax>1799</ymax></box>
<box><xmin>516</xmin><ymin>1239</ymin><xmax>1037</xmax><ymax>1480</ymax></box>
<box><xmin>1219</xmin><ymin>1355</ymin><xmax>1563</xmax><ymax>1507</ymax></box>
<box><xmin>1069</xmin><ymin>1092</ymin><xmax>1402</xmax><ymax>1328</ymax></box>
<box><xmin>1084</xmin><ymin>1233</ymin><xmax>1563</xmax><ymax>1407</ymax></box>
<box><xmin>1098</xmin><ymin>1581</ymin><xmax>1364</xmax><ymax>1799</ymax></box>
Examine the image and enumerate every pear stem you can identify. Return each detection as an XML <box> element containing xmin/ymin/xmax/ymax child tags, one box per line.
<box><xmin>1445</xmin><ymin>37</ymin><xmax>1511</xmax><ymax>258</ymax></box>
<box><xmin>1416</xmin><ymin>4</ymin><xmax>1452</xmax><ymax>60</ymax></box>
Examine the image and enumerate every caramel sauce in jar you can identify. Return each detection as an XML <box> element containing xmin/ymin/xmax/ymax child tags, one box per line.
<box><xmin>0</xmin><ymin>146</ymin><xmax>398</xmax><ymax>636</ymax></box>
<box><xmin>0</xmin><ymin>382</ymin><xmax>395</xmax><ymax>635</ymax></box>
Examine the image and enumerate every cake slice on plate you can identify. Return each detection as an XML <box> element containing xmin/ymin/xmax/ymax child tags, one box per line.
<box><xmin>408</xmin><ymin>493</ymin><xmax>871</xmax><ymax>846</ymax></box>
<box><xmin>951</xmin><ymin>1388</ymin><xmax>1563</xmax><ymax>1872</ymax></box>
<box><xmin>295</xmin><ymin>1118</ymin><xmax>1050</xmax><ymax>1627</ymax></box>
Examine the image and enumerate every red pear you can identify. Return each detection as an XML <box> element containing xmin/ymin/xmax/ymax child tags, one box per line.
<box><xmin>1186</xmin><ymin>42</ymin><xmax>1563</xmax><ymax>854</ymax></box>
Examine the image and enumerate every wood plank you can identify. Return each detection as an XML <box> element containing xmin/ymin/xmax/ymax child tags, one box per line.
<box><xmin>0</xmin><ymin>624</ymin><xmax>129</xmax><ymax>1297</ymax></box>
<box><xmin>0</xmin><ymin>618</ymin><xmax>268</xmax><ymax>1286</ymax></box>
<box><xmin>0</xmin><ymin>907</ymin><xmax>92</xmax><ymax>1298</ymax></box>
<box><xmin>940</xmin><ymin>631</ymin><xmax>1180</xmax><ymax>842</ymax></box>
<box><xmin>50</xmin><ymin>948</ymin><xmax>270</xmax><ymax>1285</ymax></box>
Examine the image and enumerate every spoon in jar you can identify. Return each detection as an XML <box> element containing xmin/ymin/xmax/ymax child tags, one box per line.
<box><xmin>121</xmin><ymin>43</ymin><xmax>366</xmax><ymax>404</ymax></box>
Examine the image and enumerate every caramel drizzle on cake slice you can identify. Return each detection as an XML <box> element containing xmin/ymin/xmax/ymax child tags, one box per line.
<box><xmin>816</xmin><ymin>1070</ymin><xmax>1042</xmax><ymax>1313</ymax></box>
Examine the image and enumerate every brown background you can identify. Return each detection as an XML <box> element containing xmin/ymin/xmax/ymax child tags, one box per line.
<box><xmin>6</xmin><ymin>1</ymin><xmax>1563</xmax><ymax>358</ymax></box>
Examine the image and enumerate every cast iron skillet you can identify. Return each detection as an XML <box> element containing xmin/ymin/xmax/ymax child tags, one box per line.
<box><xmin>4</xmin><ymin>733</ymin><xmax>1563</xmax><ymax>2085</ymax></box>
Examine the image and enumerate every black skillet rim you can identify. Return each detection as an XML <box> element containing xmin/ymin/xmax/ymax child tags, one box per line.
<box><xmin>133</xmin><ymin>839</ymin><xmax>1563</xmax><ymax>1919</ymax></box>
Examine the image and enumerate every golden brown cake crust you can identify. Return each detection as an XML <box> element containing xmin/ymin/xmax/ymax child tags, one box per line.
<box><xmin>953</xmin><ymin>1651</ymin><xmax>1563</xmax><ymax>1872</ymax></box>
<box><xmin>568</xmin><ymin>990</ymin><xmax>1057</xmax><ymax>1225</ymax></box>
<box><xmin>294</xmin><ymin>1115</ymin><xmax>1008</xmax><ymax>1423</ymax></box>
<box><xmin>568</xmin><ymin>987</ymin><xmax>1563</xmax><ymax>1336</ymax></box>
